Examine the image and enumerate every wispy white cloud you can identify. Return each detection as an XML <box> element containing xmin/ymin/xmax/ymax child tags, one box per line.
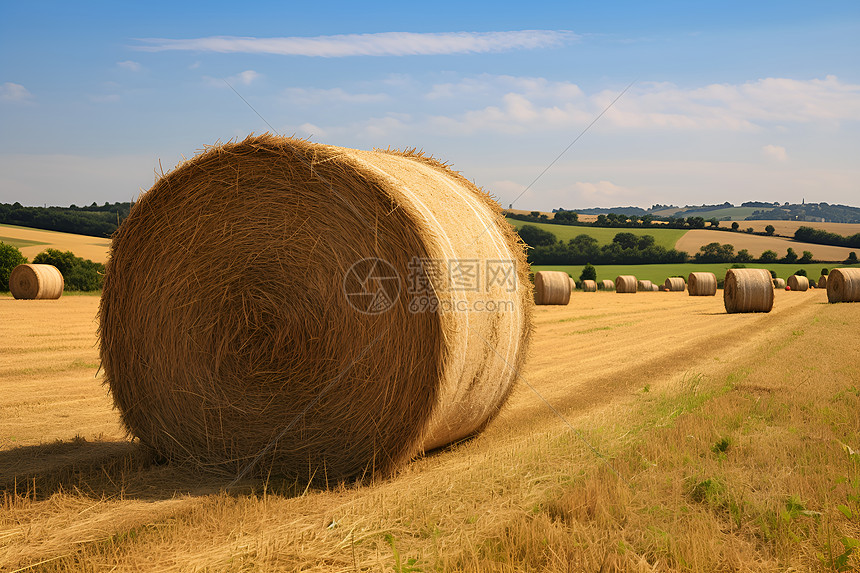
<box><xmin>117</xmin><ymin>60</ymin><xmax>141</xmax><ymax>71</ymax></box>
<box><xmin>205</xmin><ymin>70</ymin><xmax>262</xmax><ymax>88</ymax></box>
<box><xmin>283</xmin><ymin>87</ymin><xmax>390</xmax><ymax>105</ymax></box>
<box><xmin>0</xmin><ymin>82</ymin><xmax>34</xmax><ymax>103</ymax></box>
<box><xmin>762</xmin><ymin>144</ymin><xmax>787</xmax><ymax>162</ymax></box>
<box><xmin>134</xmin><ymin>30</ymin><xmax>576</xmax><ymax>57</ymax></box>
<box><xmin>416</xmin><ymin>74</ymin><xmax>860</xmax><ymax>136</ymax></box>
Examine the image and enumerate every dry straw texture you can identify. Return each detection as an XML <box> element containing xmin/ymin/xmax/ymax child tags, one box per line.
<box><xmin>723</xmin><ymin>268</ymin><xmax>775</xmax><ymax>313</ymax></box>
<box><xmin>568</xmin><ymin>276</ymin><xmax>575</xmax><ymax>292</ymax></box>
<box><xmin>598</xmin><ymin>279</ymin><xmax>615</xmax><ymax>291</ymax></box>
<box><xmin>615</xmin><ymin>275</ymin><xmax>637</xmax><ymax>293</ymax></box>
<box><xmin>637</xmin><ymin>279</ymin><xmax>654</xmax><ymax>292</ymax></box>
<box><xmin>787</xmin><ymin>275</ymin><xmax>810</xmax><ymax>292</ymax></box>
<box><xmin>826</xmin><ymin>268</ymin><xmax>860</xmax><ymax>303</ymax></box>
<box><xmin>534</xmin><ymin>271</ymin><xmax>571</xmax><ymax>305</ymax></box>
<box><xmin>581</xmin><ymin>279</ymin><xmax>597</xmax><ymax>292</ymax></box>
<box><xmin>688</xmin><ymin>272</ymin><xmax>717</xmax><ymax>297</ymax></box>
<box><xmin>99</xmin><ymin>134</ymin><xmax>533</xmax><ymax>483</ymax></box>
<box><xmin>817</xmin><ymin>275</ymin><xmax>828</xmax><ymax>289</ymax></box>
<box><xmin>664</xmin><ymin>277</ymin><xmax>686</xmax><ymax>292</ymax></box>
<box><xmin>9</xmin><ymin>264</ymin><xmax>64</xmax><ymax>300</ymax></box>
<box><xmin>773</xmin><ymin>278</ymin><xmax>787</xmax><ymax>289</ymax></box>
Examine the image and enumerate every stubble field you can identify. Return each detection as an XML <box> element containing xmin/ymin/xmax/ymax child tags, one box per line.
<box><xmin>1</xmin><ymin>289</ymin><xmax>859</xmax><ymax>571</ymax></box>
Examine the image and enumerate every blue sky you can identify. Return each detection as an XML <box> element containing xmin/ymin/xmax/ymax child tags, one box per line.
<box><xmin>1</xmin><ymin>1</ymin><xmax>858</xmax><ymax>211</ymax></box>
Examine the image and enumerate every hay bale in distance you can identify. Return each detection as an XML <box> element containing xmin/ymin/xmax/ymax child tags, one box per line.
<box><xmin>723</xmin><ymin>268</ymin><xmax>774</xmax><ymax>313</ymax></box>
<box><xmin>637</xmin><ymin>279</ymin><xmax>654</xmax><ymax>292</ymax></box>
<box><xmin>569</xmin><ymin>276</ymin><xmax>575</xmax><ymax>292</ymax></box>
<box><xmin>772</xmin><ymin>278</ymin><xmax>786</xmax><ymax>289</ymax></box>
<box><xmin>616</xmin><ymin>275</ymin><xmax>637</xmax><ymax>293</ymax></box>
<box><xmin>817</xmin><ymin>275</ymin><xmax>828</xmax><ymax>289</ymax></box>
<box><xmin>598</xmin><ymin>279</ymin><xmax>615</xmax><ymax>291</ymax></box>
<box><xmin>787</xmin><ymin>275</ymin><xmax>809</xmax><ymax>292</ymax></box>
<box><xmin>688</xmin><ymin>272</ymin><xmax>717</xmax><ymax>296</ymax></box>
<box><xmin>827</xmin><ymin>268</ymin><xmax>860</xmax><ymax>303</ymax></box>
<box><xmin>535</xmin><ymin>271</ymin><xmax>571</xmax><ymax>305</ymax></box>
<box><xmin>650</xmin><ymin>284</ymin><xmax>660</xmax><ymax>291</ymax></box>
<box><xmin>581</xmin><ymin>279</ymin><xmax>597</xmax><ymax>292</ymax></box>
<box><xmin>99</xmin><ymin>134</ymin><xmax>533</xmax><ymax>483</ymax></box>
<box><xmin>664</xmin><ymin>277</ymin><xmax>686</xmax><ymax>292</ymax></box>
<box><xmin>9</xmin><ymin>264</ymin><xmax>64</xmax><ymax>300</ymax></box>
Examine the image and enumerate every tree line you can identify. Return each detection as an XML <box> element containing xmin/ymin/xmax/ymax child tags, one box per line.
<box><xmin>518</xmin><ymin>224</ymin><xmax>858</xmax><ymax>266</ymax></box>
<box><xmin>0</xmin><ymin>201</ymin><xmax>133</xmax><ymax>238</ymax></box>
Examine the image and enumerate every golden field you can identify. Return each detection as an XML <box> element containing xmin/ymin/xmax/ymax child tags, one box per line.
<box><xmin>2</xmin><ymin>289</ymin><xmax>859</xmax><ymax>571</ymax></box>
<box><xmin>675</xmin><ymin>230</ymin><xmax>856</xmax><ymax>261</ymax></box>
<box><xmin>0</xmin><ymin>225</ymin><xmax>110</xmax><ymax>264</ymax></box>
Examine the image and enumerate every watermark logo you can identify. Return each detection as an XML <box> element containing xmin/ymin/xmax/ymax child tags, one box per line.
<box><xmin>343</xmin><ymin>257</ymin><xmax>401</xmax><ymax>315</ymax></box>
<box><xmin>344</xmin><ymin>257</ymin><xmax>518</xmax><ymax>315</ymax></box>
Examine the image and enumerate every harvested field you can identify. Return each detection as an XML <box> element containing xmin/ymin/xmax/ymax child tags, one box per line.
<box><xmin>0</xmin><ymin>224</ymin><xmax>110</xmax><ymax>263</ymax></box>
<box><xmin>2</xmin><ymin>290</ymin><xmax>859</xmax><ymax>571</ymax></box>
<box><xmin>676</xmin><ymin>229</ymin><xmax>856</xmax><ymax>261</ymax></box>
<box><xmin>726</xmin><ymin>220</ymin><xmax>860</xmax><ymax>237</ymax></box>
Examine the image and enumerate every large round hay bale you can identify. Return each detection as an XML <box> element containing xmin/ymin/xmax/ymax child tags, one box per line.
<box><xmin>664</xmin><ymin>277</ymin><xmax>686</xmax><ymax>292</ymax></box>
<box><xmin>688</xmin><ymin>272</ymin><xmax>717</xmax><ymax>296</ymax></box>
<box><xmin>817</xmin><ymin>275</ymin><xmax>827</xmax><ymax>289</ymax></box>
<box><xmin>598</xmin><ymin>279</ymin><xmax>615</xmax><ymax>291</ymax></box>
<box><xmin>534</xmin><ymin>271</ymin><xmax>571</xmax><ymax>305</ymax></box>
<box><xmin>615</xmin><ymin>275</ymin><xmax>637</xmax><ymax>293</ymax></box>
<box><xmin>637</xmin><ymin>279</ymin><xmax>654</xmax><ymax>292</ymax></box>
<box><xmin>827</xmin><ymin>268</ymin><xmax>860</xmax><ymax>303</ymax></box>
<box><xmin>772</xmin><ymin>278</ymin><xmax>786</xmax><ymax>289</ymax></box>
<box><xmin>569</xmin><ymin>276</ymin><xmax>575</xmax><ymax>291</ymax></box>
<box><xmin>99</xmin><ymin>134</ymin><xmax>533</xmax><ymax>482</ymax></box>
<box><xmin>787</xmin><ymin>275</ymin><xmax>809</xmax><ymax>292</ymax></box>
<box><xmin>723</xmin><ymin>268</ymin><xmax>774</xmax><ymax>313</ymax></box>
<box><xmin>581</xmin><ymin>279</ymin><xmax>597</xmax><ymax>292</ymax></box>
<box><xmin>9</xmin><ymin>264</ymin><xmax>64</xmax><ymax>300</ymax></box>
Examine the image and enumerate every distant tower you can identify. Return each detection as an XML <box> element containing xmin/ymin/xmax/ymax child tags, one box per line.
<box><xmin>802</xmin><ymin>198</ymin><xmax>805</xmax><ymax>204</ymax></box>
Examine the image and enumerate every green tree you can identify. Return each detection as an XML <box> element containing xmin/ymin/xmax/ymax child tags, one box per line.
<box><xmin>821</xmin><ymin>268</ymin><xmax>829</xmax><ymax>276</ymax></box>
<box><xmin>798</xmin><ymin>250</ymin><xmax>813</xmax><ymax>263</ymax></box>
<box><xmin>32</xmin><ymin>248</ymin><xmax>104</xmax><ymax>291</ymax></box>
<box><xmin>731</xmin><ymin>221</ymin><xmax>740</xmax><ymax>231</ymax></box>
<box><xmin>765</xmin><ymin>224</ymin><xmax>775</xmax><ymax>236</ymax></box>
<box><xmin>760</xmin><ymin>250</ymin><xmax>778</xmax><ymax>263</ymax></box>
<box><xmin>687</xmin><ymin>216</ymin><xmax>706</xmax><ymax>229</ymax></box>
<box><xmin>847</xmin><ymin>252</ymin><xmax>858</xmax><ymax>264</ymax></box>
<box><xmin>0</xmin><ymin>241</ymin><xmax>28</xmax><ymax>291</ymax></box>
<box><xmin>517</xmin><ymin>225</ymin><xmax>556</xmax><ymax>247</ymax></box>
<box><xmin>795</xmin><ymin>269</ymin><xmax>807</xmax><ymax>277</ymax></box>
<box><xmin>735</xmin><ymin>249</ymin><xmax>754</xmax><ymax>263</ymax></box>
<box><xmin>709</xmin><ymin>218</ymin><xmax>720</xmax><ymax>227</ymax></box>
<box><xmin>612</xmin><ymin>232</ymin><xmax>639</xmax><ymax>250</ymax></box>
<box><xmin>579</xmin><ymin>263</ymin><xmax>597</xmax><ymax>283</ymax></box>
<box><xmin>694</xmin><ymin>242</ymin><xmax>735</xmax><ymax>263</ymax></box>
<box><xmin>781</xmin><ymin>248</ymin><xmax>798</xmax><ymax>263</ymax></box>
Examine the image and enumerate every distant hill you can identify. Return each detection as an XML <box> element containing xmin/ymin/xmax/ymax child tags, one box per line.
<box><xmin>0</xmin><ymin>202</ymin><xmax>131</xmax><ymax>238</ymax></box>
<box><xmin>555</xmin><ymin>201</ymin><xmax>860</xmax><ymax>224</ymax></box>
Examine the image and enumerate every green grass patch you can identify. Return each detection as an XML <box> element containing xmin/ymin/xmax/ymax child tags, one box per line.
<box><xmin>506</xmin><ymin>218</ymin><xmax>689</xmax><ymax>250</ymax></box>
<box><xmin>532</xmin><ymin>262</ymin><xmax>860</xmax><ymax>283</ymax></box>
<box><xmin>0</xmin><ymin>235</ymin><xmax>48</xmax><ymax>248</ymax></box>
<box><xmin>675</xmin><ymin>207</ymin><xmax>759</xmax><ymax>220</ymax></box>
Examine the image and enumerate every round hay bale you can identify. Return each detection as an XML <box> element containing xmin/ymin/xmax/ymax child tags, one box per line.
<box><xmin>615</xmin><ymin>275</ymin><xmax>637</xmax><ymax>293</ymax></box>
<box><xmin>569</xmin><ymin>276</ymin><xmax>575</xmax><ymax>292</ymax></box>
<box><xmin>817</xmin><ymin>275</ymin><xmax>827</xmax><ymax>289</ymax></box>
<box><xmin>650</xmin><ymin>284</ymin><xmax>660</xmax><ymax>291</ymax></box>
<box><xmin>9</xmin><ymin>264</ymin><xmax>64</xmax><ymax>300</ymax></box>
<box><xmin>723</xmin><ymin>268</ymin><xmax>774</xmax><ymax>313</ymax></box>
<box><xmin>664</xmin><ymin>277</ymin><xmax>686</xmax><ymax>292</ymax></box>
<box><xmin>534</xmin><ymin>271</ymin><xmax>571</xmax><ymax>305</ymax></box>
<box><xmin>598</xmin><ymin>279</ymin><xmax>615</xmax><ymax>291</ymax></box>
<box><xmin>581</xmin><ymin>279</ymin><xmax>597</xmax><ymax>292</ymax></box>
<box><xmin>688</xmin><ymin>272</ymin><xmax>717</xmax><ymax>296</ymax></box>
<box><xmin>772</xmin><ymin>278</ymin><xmax>786</xmax><ymax>289</ymax></box>
<box><xmin>826</xmin><ymin>268</ymin><xmax>860</xmax><ymax>303</ymax></box>
<box><xmin>637</xmin><ymin>279</ymin><xmax>654</xmax><ymax>292</ymax></box>
<box><xmin>787</xmin><ymin>275</ymin><xmax>809</xmax><ymax>292</ymax></box>
<box><xmin>99</xmin><ymin>134</ymin><xmax>533</xmax><ymax>482</ymax></box>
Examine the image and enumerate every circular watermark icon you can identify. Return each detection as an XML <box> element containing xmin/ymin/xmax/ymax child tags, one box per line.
<box><xmin>343</xmin><ymin>257</ymin><xmax>401</xmax><ymax>315</ymax></box>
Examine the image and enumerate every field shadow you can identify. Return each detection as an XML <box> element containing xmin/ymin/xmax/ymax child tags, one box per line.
<box><xmin>0</xmin><ymin>437</ymin><xmax>311</xmax><ymax>501</ymax></box>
